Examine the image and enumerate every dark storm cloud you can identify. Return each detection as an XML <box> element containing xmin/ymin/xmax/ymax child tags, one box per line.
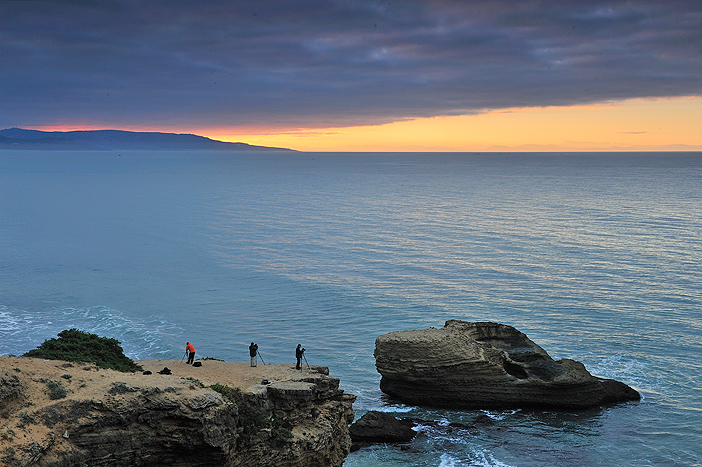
<box><xmin>1</xmin><ymin>0</ymin><xmax>701</xmax><ymax>129</ymax></box>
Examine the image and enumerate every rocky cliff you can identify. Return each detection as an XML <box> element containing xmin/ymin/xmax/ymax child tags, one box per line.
<box><xmin>0</xmin><ymin>358</ymin><xmax>355</xmax><ymax>466</ymax></box>
<box><xmin>374</xmin><ymin>320</ymin><xmax>640</xmax><ymax>410</ymax></box>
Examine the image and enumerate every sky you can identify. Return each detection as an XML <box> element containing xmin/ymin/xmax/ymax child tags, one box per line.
<box><xmin>1</xmin><ymin>0</ymin><xmax>701</xmax><ymax>151</ymax></box>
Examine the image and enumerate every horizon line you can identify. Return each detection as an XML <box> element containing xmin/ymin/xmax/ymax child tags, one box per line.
<box><xmin>4</xmin><ymin>125</ymin><xmax>702</xmax><ymax>153</ymax></box>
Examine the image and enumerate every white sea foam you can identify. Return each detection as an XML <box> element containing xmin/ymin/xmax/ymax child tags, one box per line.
<box><xmin>480</xmin><ymin>409</ymin><xmax>520</xmax><ymax>421</ymax></box>
<box><xmin>373</xmin><ymin>404</ymin><xmax>415</xmax><ymax>413</ymax></box>
<box><xmin>438</xmin><ymin>453</ymin><xmax>459</xmax><ymax>467</ymax></box>
<box><xmin>0</xmin><ymin>306</ymin><xmax>21</xmax><ymax>332</ymax></box>
<box><xmin>0</xmin><ymin>304</ymin><xmax>176</xmax><ymax>359</ymax></box>
<box><xmin>412</xmin><ymin>423</ymin><xmax>431</xmax><ymax>433</ymax></box>
<box><xmin>468</xmin><ymin>449</ymin><xmax>516</xmax><ymax>467</ymax></box>
<box><xmin>587</xmin><ymin>352</ymin><xmax>658</xmax><ymax>395</ymax></box>
<box><xmin>437</xmin><ymin>450</ymin><xmax>513</xmax><ymax>467</ymax></box>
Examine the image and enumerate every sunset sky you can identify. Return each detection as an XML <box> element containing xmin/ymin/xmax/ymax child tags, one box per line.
<box><xmin>2</xmin><ymin>1</ymin><xmax>701</xmax><ymax>152</ymax></box>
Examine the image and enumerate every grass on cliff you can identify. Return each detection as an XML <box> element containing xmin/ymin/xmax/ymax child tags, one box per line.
<box><xmin>23</xmin><ymin>328</ymin><xmax>143</xmax><ymax>373</ymax></box>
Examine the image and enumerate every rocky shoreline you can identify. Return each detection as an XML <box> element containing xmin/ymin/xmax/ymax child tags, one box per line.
<box><xmin>1</xmin><ymin>321</ymin><xmax>643</xmax><ymax>465</ymax></box>
<box><xmin>0</xmin><ymin>358</ymin><xmax>355</xmax><ymax>466</ymax></box>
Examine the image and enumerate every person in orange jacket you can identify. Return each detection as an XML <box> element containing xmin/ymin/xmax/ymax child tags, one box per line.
<box><xmin>185</xmin><ymin>342</ymin><xmax>195</xmax><ymax>365</ymax></box>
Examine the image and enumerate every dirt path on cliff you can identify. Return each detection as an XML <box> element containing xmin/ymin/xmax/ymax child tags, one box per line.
<box><xmin>139</xmin><ymin>358</ymin><xmax>317</xmax><ymax>391</ymax></box>
<box><xmin>2</xmin><ymin>356</ymin><xmax>321</xmax><ymax>408</ymax></box>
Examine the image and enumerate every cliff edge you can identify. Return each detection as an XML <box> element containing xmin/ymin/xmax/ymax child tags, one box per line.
<box><xmin>0</xmin><ymin>357</ymin><xmax>355</xmax><ymax>466</ymax></box>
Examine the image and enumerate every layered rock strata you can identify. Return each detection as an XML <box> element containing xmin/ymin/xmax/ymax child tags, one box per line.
<box><xmin>374</xmin><ymin>320</ymin><xmax>640</xmax><ymax>410</ymax></box>
<box><xmin>0</xmin><ymin>358</ymin><xmax>355</xmax><ymax>466</ymax></box>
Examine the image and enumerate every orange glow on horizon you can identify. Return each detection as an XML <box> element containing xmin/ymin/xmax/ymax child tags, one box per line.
<box><xmin>207</xmin><ymin>96</ymin><xmax>702</xmax><ymax>151</ymax></box>
<box><xmin>32</xmin><ymin>96</ymin><xmax>702</xmax><ymax>152</ymax></box>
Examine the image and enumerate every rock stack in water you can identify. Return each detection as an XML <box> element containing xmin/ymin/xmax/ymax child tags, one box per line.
<box><xmin>374</xmin><ymin>320</ymin><xmax>640</xmax><ymax>410</ymax></box>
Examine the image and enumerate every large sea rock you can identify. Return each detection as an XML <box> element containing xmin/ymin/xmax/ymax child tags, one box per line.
<box><xmin>374</xmin><ymin>320</ymin><xmax>640</xmax><ymax>410</ymax></box>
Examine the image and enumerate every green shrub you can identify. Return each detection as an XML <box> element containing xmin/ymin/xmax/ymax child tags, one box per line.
<box><xmin>2</xmin><ymin>447</ymin><xmax>17</xmax><ymax>463</ymax></box>
<box><xmin>270</xmin><ymin>420</ymin><xmax>293</xmax><ymax>444</ymax></box>
<box><xmin>44</xmin><ymin>380</ymin><xmax>67</xmax><ymax>400</ymax></box>
<box><xmin>185</xmin><ymin>377</ymin><xmax>205</xmax><ymax>388</ymax></box>
<box><xmin>19</xmin><ymin>412</ymin><xmax>35</xmax><ymax>425</ymax></box>
<box><xmin>209</xmin><ymin>383</ymin><xmax>243</xmax><ymax>404</ymax></box>
<box><xmin>23</xmin><ymin>329</ymin><xmax>142</xmax><ymax>373</ymax></box>
<box><xmin>16</xmin><ymin>411</ymin><xmax>36</xmax><ymax>429</ymax></box>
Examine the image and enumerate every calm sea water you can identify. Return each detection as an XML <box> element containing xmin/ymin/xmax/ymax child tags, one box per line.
<box><xmin>1</xmin><ymin>150</ymin><xmax>701</xmax><ymax>466</ymax></box>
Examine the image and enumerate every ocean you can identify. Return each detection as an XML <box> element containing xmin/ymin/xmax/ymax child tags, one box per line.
<box><xmin>1</xmin><ymin>150</ymin><xmax>701</xmax><ymax>466</ymax></box>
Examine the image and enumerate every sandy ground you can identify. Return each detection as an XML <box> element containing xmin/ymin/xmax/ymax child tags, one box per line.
<box><xmin>1</xmin><ymin>356</ymin><xmax>319</xmax><ymax>405</ymax></box>
<box><xmin>139</xmin><ymin>358</ymin><xmax>318</xmax><ymax>391</ymax></box>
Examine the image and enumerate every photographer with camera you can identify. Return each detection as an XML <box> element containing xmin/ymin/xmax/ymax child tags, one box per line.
<box><xmin>249</xmin><ymin>342</ymin><xmax>258</xmax><ymax>367</ymax></box>
<box><xmin>295</xmin><ymin>343</ymin><xmax>306</xmax><ymax>370</ymax></box>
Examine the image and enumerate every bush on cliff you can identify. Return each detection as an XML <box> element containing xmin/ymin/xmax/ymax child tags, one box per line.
<box><xmin>23</xmin><ymin>328</ymin><xmax>143</xmax><ymax>373</ymax></box>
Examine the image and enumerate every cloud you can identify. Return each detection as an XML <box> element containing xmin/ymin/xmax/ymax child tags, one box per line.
<box><xmin>1</xmin><ymin>0</ymin><xmax>701</xmax><ymax>130</ymax></box>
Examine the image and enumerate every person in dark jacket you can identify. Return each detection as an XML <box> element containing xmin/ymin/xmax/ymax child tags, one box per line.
<box><xmin>296</xmin><ymin>344</ymin><xmax>305</xmax><ymax>370</ymax></box>
<box><xmin>249</xmin><ymin>342</ymin><xmax>258</xmax><ymax>367</ymax></box>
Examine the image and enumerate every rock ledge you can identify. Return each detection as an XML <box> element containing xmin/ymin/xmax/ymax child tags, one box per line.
<box><xmin>0</xmin><ymin>358</ymin><xmax>355</xmax><ymax>466</ymax></box>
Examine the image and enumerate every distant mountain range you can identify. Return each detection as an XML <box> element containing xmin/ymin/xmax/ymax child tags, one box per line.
<box><xmin>0</xmin><ymin>128</ymin><xmax>293</xmax><ymax>151</ymax></box>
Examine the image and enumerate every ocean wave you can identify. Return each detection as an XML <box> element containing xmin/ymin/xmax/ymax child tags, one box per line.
<box><xmin>466</xmin><ymin>450</ymin><xmax>516</xmax><ymax>467</ymax></box>
<box><xmin>480</xmin><ymin>409</ymin><xmax>520</xmax><ymax>421</ymax></box>
<box><xmin>438</xmin><ymin>454</ymin><xmax>460</xmax><ymax>467</ymax></box>
<box><xmin>437</xmin><ymin>450</ymin><xmax>515</xmax><ymax>467</ymax></box>
<box><xmin>0</xmin><ymin>304</ymin><xmax>177</xmax><ymax>360</ymax></box>
<box><xmin>373</xmin><ymin>404</ymin><xmax>416</xmax><ymax>413</ymax></box>
<box><xmin>588</xmin><ymin>353</ymin><xmax>653</xmax><ymax>391</ymax></box>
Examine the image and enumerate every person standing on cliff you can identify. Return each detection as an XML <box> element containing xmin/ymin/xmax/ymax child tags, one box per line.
<box><xmin>185</xmin><ymin>342</ymin><xmax>195</xmax><ymax>365</ymax></box>
<box><xmin>296</xmin><ymin>344</ymin><xmax>305</xmax><ymax>370</ymax></box>
<box><xmin>249</xmin><ymin>342</ymin><xmax>258</xmax><ymax>367</ymax></box>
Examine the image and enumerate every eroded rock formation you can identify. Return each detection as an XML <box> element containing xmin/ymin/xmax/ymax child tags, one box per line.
<box><xmin>374</xmin><ymin>320</ymin><xmax>640</xmax><ymax>410</ymax></box>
